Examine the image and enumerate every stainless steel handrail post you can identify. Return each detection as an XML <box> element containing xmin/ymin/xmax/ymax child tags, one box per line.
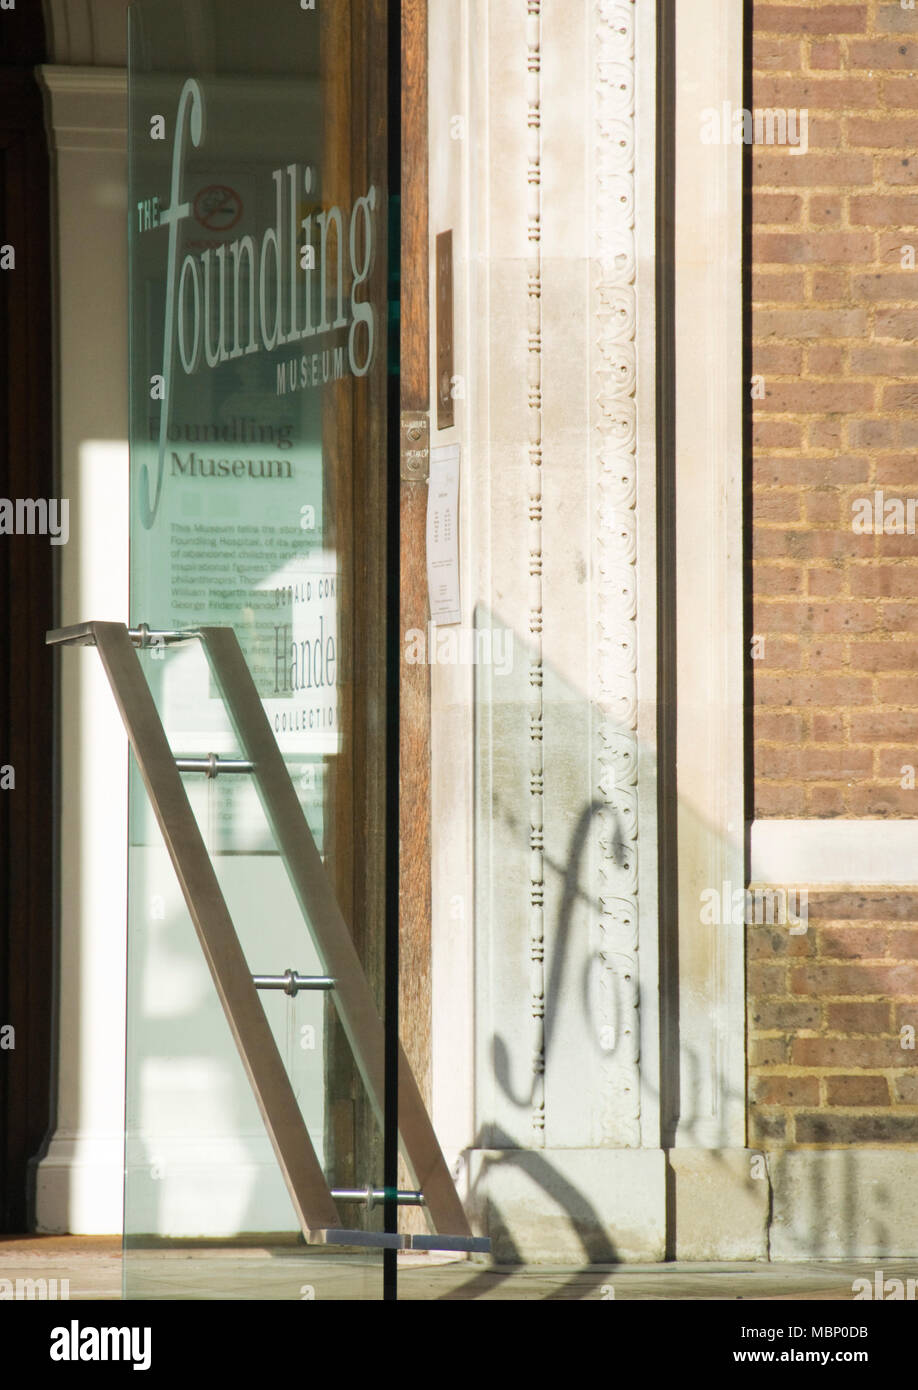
<box><xmin>197</xmin><ymin>625</ymin><xmax>473</xmax><ymax>1241</ymax></box>
<box><xmin>47</xmin><ymin>620</ymin><xmax>341</xmax><ymax>1239</ymax></box>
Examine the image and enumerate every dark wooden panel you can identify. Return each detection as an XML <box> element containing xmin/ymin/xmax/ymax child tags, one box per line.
<box><xmin>0</xmin><ymin>64</ymin><xmax>54</xmax><ymax>1233</ymax></box>
<box><xmin>400</xmin><ymin>0</ymin><xmax>428</xmax><ymax>412</ymax></box>
<box><xmin>435</xmin><ymin>229</ymin><xmax>453</xmax><ymax>430</ymax></box>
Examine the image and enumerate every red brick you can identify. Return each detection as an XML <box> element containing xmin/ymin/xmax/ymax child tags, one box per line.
<box><xmin>756</xmin><ymin>745</ymin><xmax>803</xmax><ymax>783</ymax></box>
<box><xmin>752</xmin><ymin>271</ymin><xmax>806</xmax><ymax>302</ymax></box>
<box><xmin>762</xmin><ymin>637</ymin><xmax>805</xmax><ymax>670</ymax></box>
<box><xmin>878</xmin><ymin>231</ymin><xmax>918</xmax><ymax>265</ymax></box>
<box><xmin>849</xmin><ymin>118</ymin><xmax>918</xmax><ymax>150</ymax></box>
<box><xmin>758</xmin><ymin>382</ymin><xmax>873</xmax><ymax>413</ymax></box>
<box><xmin>806</xmin><ymin>641</ymin><xmax>848</xmax><ymax>672</ymax></box>
<box><xmin>752</xmin><ymin>154</ymin><xmax>874</xmax><ymax>188</ymax></box>
<box><xmin>871</xmin><ymin>530</ymin><xmax>918</xmax><ymax>557</ymax></box>
<box><xmin>847</xmin><ymin>418</ymin><xmax>897</xmax><ymax>448</ymax></box>
<box><xmin>849</xmin><ymin>39</ymin><xmax>918</xmax><ymax>68</ymax></box>
<box><xmin>797</xmin><ymin>1113</ymin><xmax>918</xmax><ymax>1142</ymax></box>
<box><xmin>884</xmin><ymin>383</ymin><xmax>918</xmax><ymax>409</ymax></box>
<box><xmin>879</xmin><ymin>155</ymin><xmax>918</xmax><ymax>185</ymax></box>
<box><xmin>807</xmin><ymin>785</ymin><xmax>848</xmax><ymax>815</ymax></box>
<box><xmin>801</xmin><ymin>115</ymin><xmax>846</xmax><ymax>150</ymax></box>
<box><xmin>803</xmin><ymin>491</ymin><xmax>841</xmax><ymax>524</ymax></box>
<box><xmin>875</xmin><ymin>309</ymin><xmax>918</xmax><ymax>340</ymax></box>
<box><xmin>810</xmin><ymin>529</ymin><xmax>874</xmax><ymax>558</ymax></box>
<box><xmin>826</xmin><ymin>1075</ymin><xmax>890</xmax><ymax>1106</ymax></box>
<box><xmin>764</xmin><ymin>457</ymin><xmax>870</xmax><ymax>487</ymax></box>
<box><xmin>757</xmin><ymin>8</ymin><xmax>868</xmax><ymax>36</ymax></box>
<box><xmin>811</xmin><ymin>713</ymin><xmax>847</xmax><ymax>741</ymax></box>
<box><xmin>817</xmin><ymin>925</ymin><xmax>887</xmax><ymax>958</ymax></box>
<box><xmin>791</xmin><ymin>963</ymin><xmax>918</xmax><ymax>998</ymax></box>
<box><xmin>797</xmin><ymin>748</ymin><xmax>872</xmax><ymax>781</ymax></box>
<box><xmin>753</xmin><ymin>1074</ymin><xmax>820</xmax><ymax>1106</ymax></box>
<box><xmin>753</xmin><ymin>601</ymin><xmax>877</xmax><ymax>634</ymax></box>
<box><xmin>850</xmin><ymin>346</ymin><xmax>918</xmax><ymax>375</ymax></box>
<box><xmin>851</xmin><ymin>642</ymin><xmax>918</xmax><ymax>673</ymax></box>
<box><xmin>753</xmin><ymin>193</ymin><xmax>804</xmax><ymax>224</ymax></box>
<box><xmin>849</xmin><ymin>785</ymin><xmax>918</xmax><ymax>815</ymax></box>
<box><xmin>753</xmin><ymin>563</ymin><xmax>803</xmax><ymax>595</ymax></box>
<box><xmin>850</xmin><ymin>711</ymin><xmax>918</xmax><ymax>741</ymax></box>
<box><xmin>888</xmin><ymin>930</ymin><xmax>918</xmax><ymax>960</ymax></box>
<box><xmin>755</xmin><ymin>711</ymin><xmax>805</xmax><ymax>741</ymax></box>
<box><xmin>850</xmin><ymin>194</ymin><xmax>918</xmax><ymax>226</ymax></box>
<box><xmin>755</xmin><ymin>675</ymin><xmax>872</xmax><ymax>707</ymax></box>
<box><xmin>754</xmin><ymin>785</ymin><xmax>805</xmax><ymax>817</ymax></box>
<box><xmin>792</xmin><ymin>1036</ymin><xmax>917</xmax><ymax>1066</ymax></box>
<box><xmin>754</xmin><ymin>35</ymin><xmax>804</xmax><ymax>70</ymax></box>
<box><xmin>874</xmin><ymin>454</ymin><xmax>918</xmax><ymax>483</ymax></box>
<box><xmin>809</xmin><ymin>892</ymin><xmax>918</xmax><ymax>920</ymax></box>
<box><xmin>753</xmin><ymin>344</ymin><xmax>804</xmax><ymax>375</ymax></box>
<box><xmin>750</xmin><ymin>998</ymin><xmax>822</xmax><ymax>1031</ymax></box>
<box><xmin>826</xmin><ymin>1001</ymin><xmax>891</xmax><ymax>1033</ymax></box>
<box><xmin>876</xmin><ymin>4</ymin><xmax>918</xmax><ymax>34</ymax></box>
<box><xmin>878</xmin><ymin>675</ymin><xmax>918</xmax><ymax>704</ymax></box>
<box><xmin>749</xmin><ymin>961</ymin><xmax>790</xmax><ymax>995</ymax></box>
<box><xmin>808</xmin><ymin>419</ymin><xmax>844</xmax><ymax>449</ymax></box>
<box><xmin>874</xmin><ymin>748</ymin><xmax>918</xmax><ymax>781</ymax></box>
<box><xmin>750</xmin><ymin>1112</ymin><xmax>788</xmax><ymax>1144</ymax></box>
<box><xmin>880</xmin><ymin>78</ymin><xmax>918</xmax><ymax>109</ymax></box>
<box><xmin>755</xmin><ymin>74</ymin><xmax>879</xmax><ymax>108</ymax></box>
<box><xmin>753</xmin><ymin>491</ymin><xmax>803</xmax><ymax>523</ymax></box>
<box><xmin>753</xmin><ymin>420</ymin><xmax>805</xmax><ymax>448</ymax></box>
<box><xmin>853</xmin><ymin>274</ymin><xmax>918</xmax><ymax>304</ymax></box>
<box><xmin>851</xmin><ymin>563</ymin><xmax>918</xmax><ymax>596</ymax></box>
<box><xmin>894</xmin><ymin>1076</ymin><xmax>918</xmax><ymax>1103</ymax></box>
<box><xmin>807</xmin><ymin>568</ymin><xmax>844</xmax><ymax>597</ymax></box>
<box><xmin>755</xmin><ymin>309</ymin><xmax>868</xmax><ymax>339</ymax></box>
<box><xmin>809</xmin><ymin>39</ymin><xmax>842</xmax><ymax>70</ymax></box>
<box><xmin>806</xmin><ymin>343</ymin><xmax>844</xmax><ymax>373</ymax></box>
<box><xmin>750</xmin><ymin>1038</ymin><xmax>791</xmax><ymax>1068</ymax></box>
<box><xmin>810</xmin><ymin>270</ymin><xmax>849</xmax><ymax>302</ymax></box>
<box><xmin>807</xmin><ymin>196</ymin><xmax>843</xmax><ymax>230</ymax></box>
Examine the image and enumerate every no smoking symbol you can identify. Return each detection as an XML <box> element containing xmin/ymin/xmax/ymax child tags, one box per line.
<box><xmin>193</xmin><ymin>185</ymin><xmax>243</xmax><ymax>232</ymax></box>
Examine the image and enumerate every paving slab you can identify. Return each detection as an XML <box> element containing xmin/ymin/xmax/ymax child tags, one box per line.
<box><xmin>0</xmin><ymin>1237</ymin><xmax>912</xmax><ymax>1300</ymax></box>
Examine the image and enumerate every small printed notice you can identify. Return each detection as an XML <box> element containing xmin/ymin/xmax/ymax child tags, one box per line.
<box><xmin>426</xmin><ymin>444</ymin><xmax>460</xmax><ymax>626</ymax></box>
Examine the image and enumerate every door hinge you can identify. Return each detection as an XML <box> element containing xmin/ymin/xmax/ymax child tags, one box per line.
<box><xmin>400</xmin><ymin>412</ymin><xmax>430</xmax><ymax>482</ymax></box>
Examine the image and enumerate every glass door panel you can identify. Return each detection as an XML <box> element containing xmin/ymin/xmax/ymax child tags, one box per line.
<box><xmin>125</xmin><ymin>0</ymin><xmax>389</xmax><ymax>1300</ymax></box>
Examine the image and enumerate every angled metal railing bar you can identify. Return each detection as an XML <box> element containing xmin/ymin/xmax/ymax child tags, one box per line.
<box><xmin>48</xmin><ymin>620</ymin><xmax>342</xmax><ymax>1238</ymax></box>
<box><xmin>198</xmin><ymin>624</ymin><xmax>473</xmax><ymax>1240</ymax></box>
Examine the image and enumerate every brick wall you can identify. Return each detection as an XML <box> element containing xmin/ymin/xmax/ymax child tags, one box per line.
<box><xmin>748</xmin><ymin>893</ymin><xmax>918</xmax><ymax>1146</ymax></box>
<box><xmin>749</xmin><ymin>2</ymin><xmax>918</xmax><ymax>1145</ymax></box>
<box><xmin>752</xmin><ymin>0</ymin><xmax>918</xmax><ymax>819</ymax></box>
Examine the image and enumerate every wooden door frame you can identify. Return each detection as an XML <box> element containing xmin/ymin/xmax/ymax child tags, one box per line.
<box><xmin>398</xmin><ymin>0</ymin><xmax>432</xmax><ymax>1122</ymax></box>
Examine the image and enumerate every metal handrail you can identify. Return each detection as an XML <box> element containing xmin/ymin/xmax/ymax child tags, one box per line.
<box><xmin>47</xmin><ymin>619</ymin><xmax>485</xmax><ymax>1253</ymax></box>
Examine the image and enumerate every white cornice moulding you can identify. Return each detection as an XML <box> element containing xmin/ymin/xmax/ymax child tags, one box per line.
<box><xmin>45</xmin><ymin>0</ymin><xmax>130</xmax><ymax>68</ymax></box>
<box><xmin>38</xmin><ymin>65</ymin><xmax>127</xmax><ymax>153</ymax></box>
<box><xmin>751</xmin><ymin>819</ymin><xmax>918</xmax><ymax>886</ymax></box>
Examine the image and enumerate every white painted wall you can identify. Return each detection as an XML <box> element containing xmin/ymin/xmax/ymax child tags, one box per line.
<box><xmin>36</xmin><ymin>68</ymin><xmax>130</xmax><ymax>1233</ymax></box>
